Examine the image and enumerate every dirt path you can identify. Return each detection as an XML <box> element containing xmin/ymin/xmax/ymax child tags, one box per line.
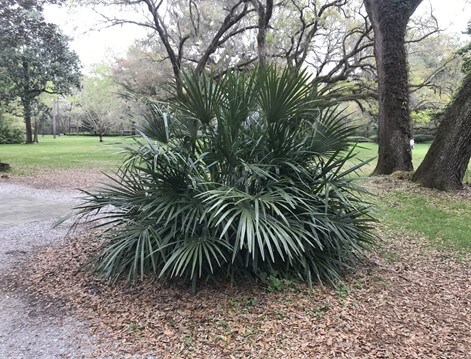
<box><xmin>0</xmin><ymin>182</ymin><xmax>92</xmax><ymax>358</ymax></box>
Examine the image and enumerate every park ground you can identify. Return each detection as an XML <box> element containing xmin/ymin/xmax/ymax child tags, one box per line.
<box><xmin>0</xmin><ymin>136</ymin><xmax>470</xmax><ymax>357</ymax></box>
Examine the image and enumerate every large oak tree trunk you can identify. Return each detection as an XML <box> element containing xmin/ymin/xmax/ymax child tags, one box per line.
<box><xmin>364</xmin><ymin>0</ymin><xmax>422</xmax><ymax>175</ymax></box>
<box><xmin>412</xmin><ymin>75</ymin><xmax>471</xmax><ymax>191</ymax></box>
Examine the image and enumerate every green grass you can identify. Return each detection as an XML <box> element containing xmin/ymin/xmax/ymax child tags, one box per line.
<box><xmin>353</xmin><ymin>143</ymin><xmax>439</xmax><ymax>174</ymax></box>
<box><xmin>379</xmin><ymin>190</ymin><xmax>471</xmax><ymax>253</ymax></box>
<box><xmin>353</xmin><ymin>142</ymin><xmax>470</xmax><ymax>180</ymax></box>
<box><xmin>351</xmin><ymin>143</ymin><xmax>470</xmax><ymax>254</ymax></box>
<box><xmin>0</xmin><ymin>135</ymin><xmax>133</xmax><ymax>175</ymax></box>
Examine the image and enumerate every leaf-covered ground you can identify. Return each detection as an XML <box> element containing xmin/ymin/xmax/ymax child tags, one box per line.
<box><xmin>2</xmin><ymin>171</ymin><xmax>468</xmax><ymax>358</ymax></box>
<box><xmin>11</xmin><ymin>226</ymin><xmax>469</xmax><ymax>358</ymax></box>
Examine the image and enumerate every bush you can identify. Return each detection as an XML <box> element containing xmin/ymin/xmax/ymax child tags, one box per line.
<box><xmin>349</xmin><ymin>136</ymin><xmax>372</xmax><ymax>143</ymax></box>
<box><xmin>413</xmin><ymin>122</ymin><xmax>437</xmax><ymax>143</ymax></box>
<box><xmin>0</xmin><ymin>120</ymin><xmax>24</xmax><ymax>144</ymax></box>
<box><xmin>413</xmin><ymin>134</ymin><xmax>434</xmax><ymax>143</ymax></box>
<box><xmin>351</xmin><ymin>123</ymin><xmax>377</xmax><ymax>140</ymax></box>
<box><xmin>74</xmin><ymin>67</ymin><xmax>375</xmax><ymax>290</ymax></box>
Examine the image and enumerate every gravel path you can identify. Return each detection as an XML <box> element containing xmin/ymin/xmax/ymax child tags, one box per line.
<box><xmin>0</xmin><ymin>182</ymin><xmax>92</xmax><ymax>358</ymax></box>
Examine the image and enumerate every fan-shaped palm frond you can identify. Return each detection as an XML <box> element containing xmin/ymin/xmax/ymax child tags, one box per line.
<box><xmin>72</xmin><ymin>66</ymin><xmax>375</xmax><ymax>290</ymax></box>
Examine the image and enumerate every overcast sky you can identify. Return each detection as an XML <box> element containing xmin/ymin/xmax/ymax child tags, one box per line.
<box><xmin>44</xmin><ymin>0</ymin><xmax>471</xmax><ymax>72</ymax></box>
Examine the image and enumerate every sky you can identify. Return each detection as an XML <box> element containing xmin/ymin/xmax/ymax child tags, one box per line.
<box><xmin>43</xmin><ymin>0</ymin><xmax>471</xmax><ymax>72</ymax></box>
<box><xmin>43</xmin><ymin>5</ymin><xmax>147</xmax><ymax>71</ymax></box>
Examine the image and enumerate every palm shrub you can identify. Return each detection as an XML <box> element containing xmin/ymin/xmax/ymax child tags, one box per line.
<box><xmin>74</xmin><ymin>67</ymin><xmax>375</xmax><ymax>290</ymax></box>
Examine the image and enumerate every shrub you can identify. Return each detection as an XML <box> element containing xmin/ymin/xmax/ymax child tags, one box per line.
<box><xmin>349</xmin><ymin>136</ymin><xmax>372</xmax><ymax>143</ymax></box>
<box><xmin>413</xmin><ymin>123</ymin><xmax>437</xmax><ymax>143</ymax></box>
<box><xmin>0</xmin><ymin>120</ymin><xmax>24</xmax><ymax>144</ymax></box>
<box><xmin>74</xmin><ymin>67</ymin><xmax>375</xmax><ymax>290</ymax></box>
<box><xmin>413</xmin><ymin>134</ymin><xmax>434</xmax><ymax>143</ymax></box>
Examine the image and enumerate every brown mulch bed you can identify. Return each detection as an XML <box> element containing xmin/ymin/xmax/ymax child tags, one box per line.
<box><xmin>0</xmin><ymin>169</ymin><xmax>111</xmax><ymax>190</ymax></box>
<box><xmin>12</xmin><ymin>225</ymin><xmax>470</xmax><ymax>358</ymax></box>
<box><xmin>367</xmin><ymin>175</ymin><xmax>471</xmax><ymax>200</ymax></box>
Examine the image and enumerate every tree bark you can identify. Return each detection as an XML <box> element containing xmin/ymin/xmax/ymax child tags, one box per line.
<box><xmin>252</xmin><ymin>0</ymin><xmax>273</xmax><ymax>68</ymax></box>
<box><xmin>52</xmin><ymin>98</ymin><xmax>57</xmax><ymax>139</ymax></box>
<box><xmin>21</xmin><ymin>56</ymin><xmax>34</xmax><ymax>144</ymax></box>
<box><xmin>412</xmin><ymin>75</ymin><xmax>471</xmax><ymax>191</ymax></box>
<box><xmin>364</xmin><ymin>0</ymin><xmax>423</xmax><ymax>174</ymax></box>
<box><xmin>22</xmin><ymin>96</ymin><xmax>33</xmax><ymax>144</ymax></box>
<box><xmin>33</xmin><ymin>118</ymin><xmax>39</xmax><ymax>143</ymax></box>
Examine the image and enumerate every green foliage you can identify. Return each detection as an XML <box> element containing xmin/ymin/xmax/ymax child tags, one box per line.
<box><xmin>462</xmin><ymin>52</ymin><xmax>471</xmax><ymax>75</ymax></box>
<box><xmin>0</xmin><ymin>7</ymin><xmax>81</xmax><ymax>100</ymax></box>
<box><xmin>258</xmin><ymin>271</ymin><xmax>296</xmax><ymax>292</ymax></box>
<box><xmin>0</xmin><ymin>118</ymin><xmax>23</xmax><ymax>144</ymax></box>
<box><xmin>458</xmin><ymin>20</ymin><xmax>471</xmax><ymax>75</ymax></box>
<box><xmin>413</xmin><ymin>134</ymin><xmax>434</xmax><ymax>143</ymax></box>
<box><xmin>407</xmin><ymin>31</ymin><xmax>463</xmax><ymax>121</ymax></box>
<box><xmin>73</xmin><ymin>67</ymin><xmax>376</xmax><ymax>289</ymax></box>
<box><xmin>0</xmin><ymin>0</ymin><xmax>81</xmax><ymax>142</ymax></box>
<box><xmin>411</xmin><ymin>110</ymin><xmax>432</xmax><ymax>124</ymax></box>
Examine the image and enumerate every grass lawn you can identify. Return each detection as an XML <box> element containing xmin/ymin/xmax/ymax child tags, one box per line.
<box><xmin>350</xmin><ymin>142</ymin><xmax>469</xmax><ymax>175</ymax></box>
<box><xmin>0</xmin><ymin>135</ymin><xmax>134</xmax><ymax>175</ymax></box>
<box><xmin>351</xmin><ymin>143</ymin><xmax>470</xmax><ymax>253</ymax></box>
<box><xmin>378</xmin><ymin>189</ymin><xmax>471</xmax><ymax>252</ymax></box>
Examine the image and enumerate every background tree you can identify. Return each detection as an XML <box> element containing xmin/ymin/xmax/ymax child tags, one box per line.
<box><xmin>111</xmin><ymin>44</ymin><xmax>173</xmax><ymax>98</ymax></box>
<box><xmin>363</xmin><ymin>0</ymin><xmax>423</xmax><ymax>175</ymax></box>
<box><xmin>0</xmin><ymin>0</ymin><xmax>81</xmax><ymax>144</ymax></box>
<box><xmin>408</xmin><ymin>33</ymin><xmax>463</xmax><ymax>117</ymax></box>
<box><xmin>252</xmin><ymin>0</ymin><xmax>274</xmax><ymax>68</ymax></box>
<box><xmin>75</xmin><ymin>66</ymin><xmax>129</xmax><ymax>142</ymax></box>
<box><xmin>86</xmin><ymin>0</ymin><xmax>261</xmax><ymax>94</ymax></box>
<box><xmin>412</xmin><ymin>21</ymin><xmax>471</xmax><ymax>191</ymax></box>
<box><xmin>89</xmin><ymin>0</ymin><xmax>442</xmax><ymax>109</ymax></box>
<box><xmin>32</xmin><ymin>100</ymin><xmax>51</xmax><ymax>142</ymax></box>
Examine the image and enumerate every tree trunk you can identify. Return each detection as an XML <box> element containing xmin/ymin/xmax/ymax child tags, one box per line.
<box><xmin>53</xmin><ymin>111</ymin><xmax>57</xmax><ymax>139</ymax></box>
<box><xmin>52</xmin><ymin>97</ymin><xmax>58</xmax><ymax>139</ymax></box>
<box><xmin>22</xmin><ymin>97</ymin><xmax>33</xmax><ymax>144</ymax></box>
<box><xmin>253</xmin><ymin>0</ymin><xmax>273</xmax><ymax>68</ymax></box>
<box><xmin>21</xmin><ymin>57</ymin><xmax>34</xmax><ymax>144</ymax></box>
<box><xmin>364</xmin><ymin>0</ymin><xmax>423</xmax><ymax>175</ymax></box>
<box><xmin>33</xmin><ymin>118</ymin><xmax>39</xmax><ymax>143</ymax></box>
<box><xmin>412</xmin><ymin>75</ymin><xmax>471</xmax><ymax>191</ymax></box>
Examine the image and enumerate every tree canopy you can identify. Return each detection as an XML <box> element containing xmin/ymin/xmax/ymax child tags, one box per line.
<box><xmin>0</xmin><ymin>0</ymin><xmax>81</xmax><ymax>143</ymax></box>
